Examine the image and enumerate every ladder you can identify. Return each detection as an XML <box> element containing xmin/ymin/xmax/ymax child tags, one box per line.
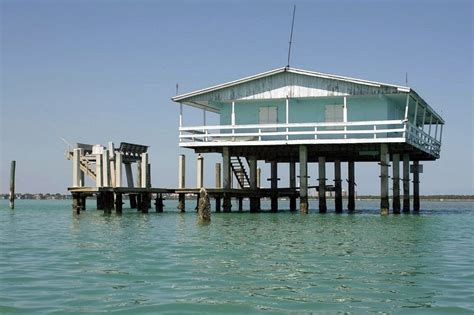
<box><xmin>230</xmin><ymin>156</ymin><xmax>250</xmax><ymax>189</ymax></box>
<box><xmin>65</xmin><ymin>150</ymin><xmax>97</xmax><ymax>181</ymax></box>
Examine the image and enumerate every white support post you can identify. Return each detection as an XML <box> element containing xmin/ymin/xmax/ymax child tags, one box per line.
<box><xmin>141</xmin><ymin>153</ymin><xmax>148</xmax><ymax>188</ymax></box>
<box><xmin>108</xmin><ymin>142</ymin><xmax>116</xmax><ymax>187</ymax></box>
<box><xmin>439</xmin><ymin>124</ymin><xmax>444</xmax><ymax>144</ymax></box>
<box><xmin>179</xmin><ymin>103</ymin><xmax>183</xmax><ymax>127</ymax></box>
<box><xmin>178</xmin><ymin>154</ymin><xmax>186</xmax><ymax>189</ymax></box>
<box><xmin>102</xmin><ymin>149</ymin><xmax>110</xmax><ymax>187</ymax></box>
<box><xmin>343</xmin><ymin>96</ymin><xmax>348</xmax><ymax>139</ymax></box>
<box><xmin>115</xmin><ymin>152</ymin><xmax>122</xmax><ymax>187</ymax></box>
<box><xmin>203</xmin><ymin>109</ymin><xmax>207</xmax><ymax>126</ymax></box>
<box><xmin>231</xmin><ymin>101</ymin><xmax>236</xmax><ymax>139</ymax></box>
<box><xmin>96</xmin><ymin>154</ymin><xmax>103</xmax><ymax>187</ymax></box>
<box><xmin>428</xmin><ymin>114</ymin><xmax>433</xmax><ymax>136</ymax></box>
<box><xmin>403</xmin><ymin>94</ymin><xmax>410</xmax><ymax>138</ymax></box>
<box><xmin>72</xmin><ymin>148</ymin><xmax>81</xmax><ymax>188</ymax></box>
<box><xmin>404</xmin><ymin>94</ymin><xmax>410</xmax><ymax>120</ymax></box>
<box><xmin>413</xmin><ymin>100</ymin><xmax>419</xmax><ymax>127</ymax></box>
<box><xmin>285</xmin><ymin>96</ymin><xmax>289</xmax><ymax>140</ymax></box>
<box><xmin>231</xmin><ymin>101</ymin><xmax>236</xmax><ymax>126</ymax></box>
<box><xmin>197</xmin><ymin>154</ymin><xmax>204</xmax><ymax>188</ymax></box>
<box><xmin>421</xmin><ymin>106</ymin><xmax>426</xmax><ymax>132</ymax></box>
<box><xmin>435</xmin><ymin>120</ymin><xmax>439</xmax><ymax>141</ymax></box>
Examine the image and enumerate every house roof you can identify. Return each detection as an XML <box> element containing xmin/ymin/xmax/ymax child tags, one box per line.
<box><xmin>172</xmin><ymin>66</ymin><xmax>444</xmax><ymax>123</ymax></box>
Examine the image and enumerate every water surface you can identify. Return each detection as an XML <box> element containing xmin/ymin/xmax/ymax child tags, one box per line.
<box><xmin>1</xmin><ymin>200</ymin><xmax>473</xmax><ymax>314</ymax></box>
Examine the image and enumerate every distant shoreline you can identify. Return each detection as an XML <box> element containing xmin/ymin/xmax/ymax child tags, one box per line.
<box><xmin>1</xmin><ymin>193</ymin><xmax>473</xmax><ymax>202</ymax></box>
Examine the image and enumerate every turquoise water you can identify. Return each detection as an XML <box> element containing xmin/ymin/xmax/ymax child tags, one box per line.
<box><xmin>1</xmin><ymin>199</ymin><xmax>473</xmax><ymax>314</ymax></box>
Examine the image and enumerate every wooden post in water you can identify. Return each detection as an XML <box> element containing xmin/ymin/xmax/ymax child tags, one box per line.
<box><xmin>289</xmin><ymin>162</ymin><xmax>296</xmax><ymax>212</ymax></box>
<box><xmin>178</xmin><ymin>193</ymin><xmax>185</xmax><ymax>212</ymax></box>
<box><xmin>270</xmin><ymin>161</ymin><xmax>278</xmax><ymax>212</ymax></box>
<box><xmin>334</xmin><ymin>160</ymin><xmax>343</xmax><ymax>213</ymax></box>
<box><xmin>380</xmin><ymin>144</ymin><xmax>390</xmax><ymax>215</ymax></box>
<box><xmin>215</xmin><ymin>163</ymin><xmax>221</xmax><ymax>188</ymax></box>
<box><xmin>249</xmin><ymin>156</ymin><xmax>258</xmax><ymax>212</ymax></box>
<box><xmin>392</xmin><ymin>153</ymin><xmax>401</xmax><ymax>214</ymax></box>
<box><xmin>403</xmin><ymin>154</ymin><xmax>410</xmax><ymax>212</ymax></box>
<box><xmin>318</xmin><ymin>156</ymin><xmax>327</xmax><ymax>213</ymax></box>
<box><xmin>348</xmin><ymin>161</ymin><xmax>355</xmax><ymax>212</ymax></box>
<box><xmin>299</xmin><ymin>145</ymin><xmax>308</xmax><ymax>214</ymax></box>
<box><xmin>413</xmin><ymin>160</ymin><xmax>420</xmax><ymax>212</ymax></box>
<box><xmin>155</xmin><ymin>193</ymin><xmax>164</xmax><ymax>213</ymax></box>
<box><xmin>222</xmin><ymin>147</ymin><xmax>232</xmax><ymax>212</ymax></box>
<box><xmin>115</xmin><ymin>193</ymin><xmax>123</xmax><ymax>213</ymax></box>
<box><xmin>9</xmin><ymin>161</ymin><xmax>16</xmax><ymax>209</ymax></box>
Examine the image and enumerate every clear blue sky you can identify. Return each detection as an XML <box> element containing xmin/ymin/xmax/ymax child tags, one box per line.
<box><xmin>1</xmin><ymin>0</ymin><xmax>473</xmax><ymax>195</ymax></box>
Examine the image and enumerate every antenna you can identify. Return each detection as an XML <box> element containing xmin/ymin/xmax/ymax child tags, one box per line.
<box><xmin>287</xmin><ymin>5</ymin><xmax>296</xmax><ymax>68</ymax></box>
<box><xmin>176</xmin><ymin>83</ymin><xmax>179</xmax><ymax>95</ymax></box>
<box><xmin>405</xmin><ymin>72</ymin><xmax>408</xmax><ymax>86</ymax></box>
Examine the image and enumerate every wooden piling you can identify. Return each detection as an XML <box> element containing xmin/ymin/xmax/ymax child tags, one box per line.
<box><xmin>318</xmin><ymin>156</ymin><xmax>327</xmax><ymax>213</ymax></box>
<box><xmin>222</xmin><ymin>147</ymin><xmax>232</xmax><ymax>212</ymax></box>
<box><xmin>96</xmin><ymin>192</ymin><xmax>105</xmax><ymax>210</ymax></box>
<box><xmin>402</xmin><ymin>154</ymin><xmax>410</xmax><ymax>212</ymax></box>
<box><xmin>413</xmin><ymin>160</ymin><xmax>420</xmax><ymax>212</ymax></box>
<box><xmin>334</xmin><ymin>160</ymin><xmax>343</xmax><ymax>213</ymax></box>
<box><xmin>289</xmin><ymin>162</ymin><xmax>296</xmax><ymax>212</ymax></box>
<box><xmin>155</xmin><ymin>194</ymin><xmax>164</xmax><ymax>213</ymax></box>
<box><xmin>249</xmin><ymin>156</ymin><xmax>258</xmax><ymax>212</ymax></box>
<box><xmin>9</xmin><ymin>160</ymin><xmax>16</xmax><ymax>209</ymax></box>
<box><xmin>115</xmin><ymin>193</ymin><xmax>123</xmax><ymax>213</ymax></box>
<box><xmin>392</xmin><ymin>153</ymin><xmax>401</xmax><ymax>214</ymax></box>
<box><xmin>215</xmin><ymin>163</ymin><xmax>221</xmax><ymax>188</ymax></box>
<box><xmin>72</xmin><ymin>192</ymin><xmax>80</xmax><ymax>214</ymax></box>
<box><xmin>348</xmin><ymin>161</ymin><xmax>355</xmax><ymax>212</ymax></box>
<box><xmin>238</xmin><ymin>196</ymin><xmax>243</xmax><ymax>212</ymax></box>
<box><xmin>380</xmin><ymin>144</ymin><xmax>389</xmax><ymax>215</ymax></box>
<box><xmin>178</xmin><ymin>193</ymin><xmax>185</xmax><ymax>212</ymax></box>
<box><xmin>299</xmin><ymin>145</ymin><xmax>308</xmax><ymax>214</ymax></box>
<box><xmin>215</xmin><ymin>197</ymin><xmax>221</xmax><ymax>212</ymax></box>
<box><xmin>270</xmin><ymin>161</ymin><xmax>278</xmax><ymax>212</ymax></box>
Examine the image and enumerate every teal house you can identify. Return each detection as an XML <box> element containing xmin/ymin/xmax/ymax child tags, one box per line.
<box><xmin>172</xmin><ymin>67</ymin><xmax>444</xmax><ymax>214</ymax></box>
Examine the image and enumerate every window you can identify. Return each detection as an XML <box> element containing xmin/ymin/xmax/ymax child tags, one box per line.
<box><xmin>259</xmin><ymin>106</ymin><xmax>278</xmax><ymax>131</ymax></box>
<box><xmin>325</xmin><ymin>104</ymin><xmax>344</xmax><ymax>123</ymax></box>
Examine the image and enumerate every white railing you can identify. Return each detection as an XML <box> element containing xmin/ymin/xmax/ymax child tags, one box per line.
<box><xmin>179</xmin><ymin>119</ymin><xmax>441</xmax><ymax>157</ymax></box>
<box><xmin>180</xmin><ymin>119</ymin><xmax>403</xmax><ymax>141</ymax></box>
<box><xmin>406</xmin><ymin>123</ymin><xmax>441</xmax><ymax>158</ymax></box>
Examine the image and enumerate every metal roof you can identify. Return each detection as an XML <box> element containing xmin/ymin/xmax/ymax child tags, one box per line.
<box><xmin>171</xmin><ymin>66</ymin><xmax>444</xmax><ymax>124</ymax></box>
<box><xmin>172</xmin><ymin>66</ymin><xmax>410</xmax><ymax>103</ymax></box>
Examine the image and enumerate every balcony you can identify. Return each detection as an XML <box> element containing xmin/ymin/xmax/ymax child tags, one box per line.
<box><xmin>179</xmin><ymin>119</ymin><xmax>441</xmax><ymax>158</ymax></box>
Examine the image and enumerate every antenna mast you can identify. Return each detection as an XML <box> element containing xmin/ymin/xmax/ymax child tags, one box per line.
<box><xmin>287</xmin><ymin>5</ymin><xmax>296</xmax><ymax>68</ymax></box>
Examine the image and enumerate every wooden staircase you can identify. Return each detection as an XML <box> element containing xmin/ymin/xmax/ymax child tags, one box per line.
<box><xmin>65</xmin><ymin>150</ymin><xmax>97</xmax><ymax>181</ymax></box>
<box><xmin>230</xmin><ymin>156</ymin><xmax>250</xmax><ymax>189</ymax></box>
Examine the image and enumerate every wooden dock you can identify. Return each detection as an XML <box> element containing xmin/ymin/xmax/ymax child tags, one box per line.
<box><xmin>68</xmin><ymin>186</ymin><xmax>300</xmax><ymax>214</ymax></box>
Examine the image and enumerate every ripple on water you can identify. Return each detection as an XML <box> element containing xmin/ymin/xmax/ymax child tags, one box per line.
<box><xmin>0</xmin><ymin>200</ymin><xmax>473</xmax><ymax>313</ymax></box>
